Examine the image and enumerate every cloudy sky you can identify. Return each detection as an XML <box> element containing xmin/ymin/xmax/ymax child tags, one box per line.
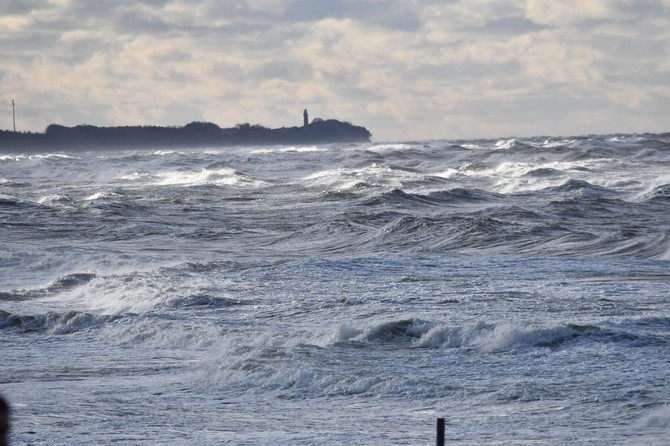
<box><xmin>1</xmin><ymin>0</ymin><xmax>669</xmax><ymax>140</ymax></box>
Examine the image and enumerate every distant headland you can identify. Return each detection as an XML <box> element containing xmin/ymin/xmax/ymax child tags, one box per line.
<box><xmin>0</xmin><ymin>111</ymin><xmax>371</xmax><ymax>152</ymax></box>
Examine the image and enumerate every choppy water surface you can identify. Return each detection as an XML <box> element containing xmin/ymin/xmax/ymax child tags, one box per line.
<box><xmin>1</xmin><ymin>134</ymin><xmax>669</xmax><ymax>444</ymax></box>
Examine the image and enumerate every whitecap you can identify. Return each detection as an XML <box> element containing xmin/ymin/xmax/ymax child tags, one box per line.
<box><xmin>250</xmin><ymin>146</ymin><xmax>326</xmax><ymax>154</ymax></box>
<box><xmin>37</xmin><ymin>195</ymin><xmax>72</xmax><ymax>204</ymax></box>
<box><xmin>83</xmin><ymin>191</ymin><xmax>122</xmax><ymax>201</ymax></box>
<box><xmin>153</xmin><ymin>167</ymin><xmax>265</xmax><ymax>187</ymax></box>
<box><xmin>494</xmin><ymin>139</ymin><xmax>517</xmax><ymax>150</ymax></box>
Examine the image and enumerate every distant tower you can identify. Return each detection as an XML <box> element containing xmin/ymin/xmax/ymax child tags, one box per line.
<box><xmin>12</xmin><ymin>99</ymin><xmax>16</xmax><ymax>132</ymax></box>
<box><xmin>303</xmin><ymin>109</ymin><xmax>308</xmax><ymax>127</ymax></box>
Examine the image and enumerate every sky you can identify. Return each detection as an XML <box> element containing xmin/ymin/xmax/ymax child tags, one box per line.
<box><xmin>1</xmin><ymin>0</ymin><xmax>669</xmax><ymax>141</ymax></box>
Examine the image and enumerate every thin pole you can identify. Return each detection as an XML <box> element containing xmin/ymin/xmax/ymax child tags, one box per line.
<box><xmin>436</xmin><ymin>418</ymin><xmax>445</xmax><ymax>446</ymax></box>
<box><xmin>12</xmin><ymin>99</ymin><xmax>16</xmax><ymax>132</ymax></box>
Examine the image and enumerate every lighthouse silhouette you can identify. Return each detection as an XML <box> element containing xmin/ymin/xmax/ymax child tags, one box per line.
<box><xmin>303</xmin><ymin>109</ymin><xmax>308</xmax><ymax>127</ymax></box>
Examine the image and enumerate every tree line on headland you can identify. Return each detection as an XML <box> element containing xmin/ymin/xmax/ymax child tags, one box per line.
<box><xmin>0</xmin><ymin>119</ymin><xmax>371</xmax><ymax>152</ymax></box>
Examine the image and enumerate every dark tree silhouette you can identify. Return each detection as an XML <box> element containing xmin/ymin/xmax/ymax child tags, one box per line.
<box><xmin>0</xmin><ymin>119</ymin><xmax>371</xmax><ymax>152</ymax></box>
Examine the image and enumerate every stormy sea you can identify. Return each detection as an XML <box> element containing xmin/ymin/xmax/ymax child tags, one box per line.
<box><xmin>1</xmin><ymin>133</ymin><xmax>669</xmax><ymax>445</ymax></box>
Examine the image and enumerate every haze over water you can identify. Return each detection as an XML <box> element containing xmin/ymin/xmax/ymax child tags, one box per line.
<box><xmin>1</xmin><ymin>133</ymin><xmax>669</xmax><ymax>444</ymax></box>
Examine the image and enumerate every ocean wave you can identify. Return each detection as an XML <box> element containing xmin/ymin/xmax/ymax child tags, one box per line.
<box><xmin>0</xmin><ymin>273</ymin><xmax>97</xmax><ymax>301</ymax></box>
<box><xmin>303</xmin><ymin>164</ymin><xmax>420</xmax><ymax>192</ymax></box>
<box><xmin>192</xmin><ymin>315</ymin><xmax>669</xmax><ymax>400</ymax></box>
<box><xmin>0</xmin><ymin>309</ymin><xmax>114</xmax><ymax>334</ymax></box>
<box><xmin>99</xmin><ymin>317</ymin><xmax>224</xmax><ymax>349</ymax></box>
<box><xmin>362</xmin><ymin>189</ymin><xmax>434</xmax><ymax>207</ymax></box>
<box><xmin>526</xmin><ymin>167</ymin><xmax>564</xmax><ymax>178</ymax></box>
<box><xmin>249</xmin><ymin>145</ymin><xmax>326</xmax><ymax>154</ymax></box>
<box><xmin>428</xmin><ymin>187</ymin><xmax>503</xmax><ymax>203</ymax></box>
<box><xmin>0</xmin><ymin>194</ymin><xmax>25</xmax><ymax>206</ymax></box>
<box><xmin>37</xmin><ymin>194</ymin><xmax>73</xmax><ymax>205</ymax></box>
<box><xmin>0</xmin><ymin>153</ymin><xmax>80</xmax><ymax>163</ymax></box>
<box><xmin>490</xmin><ymin>138</ymin><xmax>537</xmax><ymax>151</ymax></box>
<box><xmin>639</xmin><ymin>184</ymin><xmax>670</xmax><ymax>202</ymax></box>
<box><xmin>550</xmin><ymin>178</ymin><xmax>613</xmax><ymax>193</ymax></box>
<box><xmin>119</xmin><ymin>171</ymin><xmax>159</xmax><ymax>182</ymax></box>
<box><xmin>83</xmin><ymin>191</ymin><xmax>124</xmax><ymax>201</ymax></box>
<box><xmin>362</xmin><ymin>187</ymin><xmax>504</xmax><ymax>208</ymax></box>
<box><xmin>330</xmin><ymin>318</ymin><xmax>668</xmax><ymax>352</ymax></box>
<box><xmin>195</xmin><ymin>334</ymin><xmax>452</xmax><ymax>399</ymax></box>
<box><xmin>155</xmin><ymin>167</ymin><xmax>265</xmax><ymax>188</ymax></box>
<box><xmin>118</xmin><ymin>167</ymin><xmax>265</xmax><ymax>188</ymax></box>
<box><xmin>167</xmin><ymin>293</ymin><xmax>247</xmax><ymax>309</ymax></box>
<box><xmin>370</xmin><ymin>212</ymin><xmax>527</xmax><ymax>253</ymax></box>
<box><xmin>0</xmin><ymin>178</ymin><xmax>31</xmax><ymax>187</ymax></box>
<box><xmin>82</xmin><ymin>199</ymin><xmax>148</xmax><ymax>218</ymax></box>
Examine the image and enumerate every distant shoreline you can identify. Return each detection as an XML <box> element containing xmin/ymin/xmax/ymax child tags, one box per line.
<box><xmin>0</xmin><ymin>119</ymin><xmax>371</xmax><ymax>152</ymax></box>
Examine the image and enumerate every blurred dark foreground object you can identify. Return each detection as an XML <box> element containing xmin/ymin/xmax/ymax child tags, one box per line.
<box><xmin>0</xmin><ymin>395</ymin><xmax>9</xmax><ymax>446</ymax></box>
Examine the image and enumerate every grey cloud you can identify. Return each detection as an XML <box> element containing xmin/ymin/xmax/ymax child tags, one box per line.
<box><xmin>591</xmin><ymin>30</ymin><xmax>668</xmax><ymax>63</ymax></box>
<box><xmin>54</xmin><ymin>38</ymin><xmax>111</xmax><ymax>65</ymax></box>
<box><xmin>161</xmin><ymin>102</ymin><xmax>206</xmax><ymax>124</ymax></box>
<box><xmin>15</xmin><ymin>94</ymin><xmax>112</xmax><ymax>130</ymax></box>
<box><xmin>612</xmin><ymin>0</ymin><xmax>669</xmax><ymax>16</ymax></box>
<box><xmin>0</xmin><ymin>32</ymin><xmax>58</xmax><ymax>53</ymax></box>
<box><xmin>116</xmin><ymin>11</ymin><xmax>174</xmax><ymax>34</ymax></box>
<box><xmin>152</xmin><ymin>50</ymin><xmax>194</xmax><ymax>64</ymax></box>
<box><xmin>283</xmin><ymin>0</ymin><xmax>347</xmax><ymax>22</ymax></box>
<box><xmin>460</xmin><ymin>89</ymin><xmax>611</xmax><ymax>122</ymax></box>
<box><xmin>600</xmin><ymin>60</ymin><xmax>670</xmax><ymax>86</ymax></box>
<box><xmin>212</xmin><ymin>63</ymin><xmax>247</xmax><ymax>84</ymax></box>
<box><xmin>250</xmin><ymin>60</ymin><xmax>313</xmax><ymax>82</ymax></box>
<box><xmin>282</xmin><ymin>0</ymin><xmax>423</xmax><ymax>31</ymax></box>
<box><xmin>642</xmin><ymin>94</ymin><xmax>670</xmax><ymax>117</ymax></box>
<box><xmin>202</xmin><ymin>2</ymin><xmax>278</xmax><ymax>24</ymax></box>
<box><xmin>469</xmin><ymin>16</ymin><xmax>551</xmax><ymax>35</ymax></box>
<box><xmin>0</xmin><ymin>0</ymin><xmax>49</xmax><ymax>15</ymax></box>
<box><xmin>348</xmin><ymin>1</ymin><xmax>423</xmax><ymax>31</ymax></box>
<box><xmin>334</xmin><ymin>84</ymin><xmax>385</xmax><ymax>102</ymax></box>
<box><xmin>63</xmin><ymin>0</ymin><xmax>122</xmax><ymax>20</ymax></box>
<box><xmin>320</xmin><ymin>69</ymin><xmax>385</xmax><ymax>101</ymax></box>
<box><xmin>408</xmin><ymin>60</ymin><xmax>523</xmax><ymax>82</ymax></box>
<box><xmin>29</xmin><ymin>17</ymin><xmax>82</xmax><ymax>32</ymax></box>
<box><xmin>153</xmin><ymin>70</ymin><xmax>200</xmax><ymax>84</ymax></box>
<box><xmin>134</xmin><ymin>0</ymin><xmax>173</xmax><ymax>7</ymax></box>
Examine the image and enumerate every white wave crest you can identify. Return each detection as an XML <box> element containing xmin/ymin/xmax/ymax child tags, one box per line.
<box><xmin>37</xmin><ymin>194</ymin><xmax>72</xmax><ymax>204</ymax></box>
<box><xmin>83</xmin><ymin>191</ymin><xmax>122</xmax><ymax>201</ymax></box>
<box><xmin>160</xmin><ymin>168</ymin><xmax>264</xmax><ymax>187</ymax></box>
<box><xmin>250</xmin><ymin>146</ymin><xmax>326</xmax><ymax>154</ymax></box>
<box><xmin>327</xmin><ymin>318</ymin><xmax>600</xmax><ymax>353</ymax></box>
<box><xmin>303</xmin><ymin>164</ymin><xmax>419</xmax><ymax>191</ymax></box>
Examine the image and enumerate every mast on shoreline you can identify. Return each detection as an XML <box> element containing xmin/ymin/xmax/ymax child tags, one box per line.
<box><xmin>12</xmin><ymin>99</ymin><xmax>16</xmax><ymax>132</ymax></box>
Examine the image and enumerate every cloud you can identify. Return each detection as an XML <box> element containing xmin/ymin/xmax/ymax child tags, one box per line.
<box><xmin>0</xmin><ymin>0</ymin><xmax>49</xmax><ymax>15</ymax></box>
<box><xmin>283</xmin><ymin>0</ymin><xmax>347</xmax><ymax>22</ymax></box>
<box><xmin>250</xmin><ymin>60</ymin><xmax>314</xmax><ymax>82</ymax></box>
<box><xmin>1</xmin><ymin>0</ymin><xmax>669</xmax><ymax>139</ymax></box>
<box><xmin>468</xmin><ymin>16</ymin><xmax>551</xmax><ymax>35</ymax></box>
<box><xmin>116</xmin><ymin>11</ymin><xmax>175</xmax><ymax>35</ymax></box>
<box><xmin>525</xmin><ymin>0</ymin><xmax>613</xmax><ymax>25</ymax></box>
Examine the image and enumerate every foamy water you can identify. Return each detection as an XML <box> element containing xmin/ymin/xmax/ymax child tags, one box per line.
<box><xmin>1</xmin><ymin>133</ymin><xmax>669</xmax><ymax>444</ymax></box>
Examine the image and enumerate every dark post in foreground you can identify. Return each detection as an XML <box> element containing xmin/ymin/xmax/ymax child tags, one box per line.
<box><xmin>436</xmin><ymin>417</ymin><xmax>445</xmax><ymax>446</ymax></box>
